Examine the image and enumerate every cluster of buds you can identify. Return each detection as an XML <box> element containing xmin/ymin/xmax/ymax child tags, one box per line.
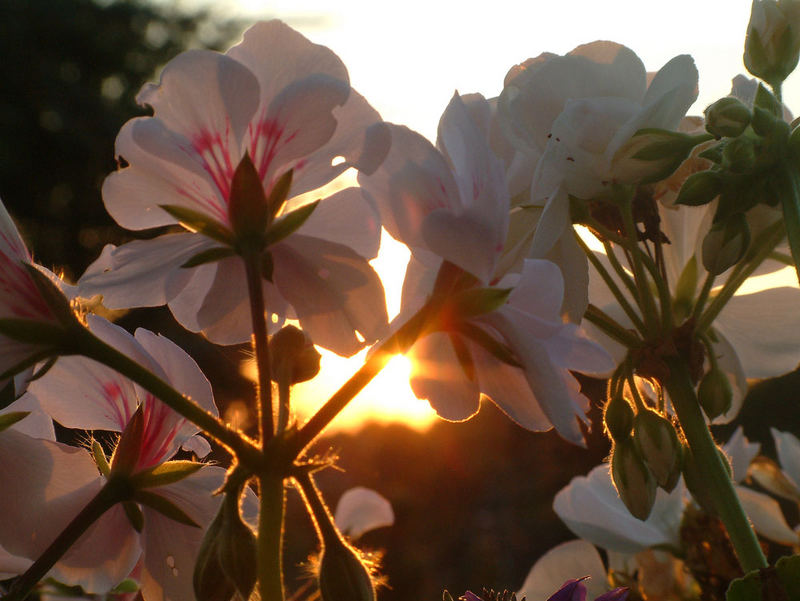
<box><xmin>744</xmin><ymin>0</ymin><xmax>800</xmax><ymax>89</ymax></box>
<box><xmin>604</xmin><ymin>387</ymin><xmax>682</xmax><ymax>520</ymax></box>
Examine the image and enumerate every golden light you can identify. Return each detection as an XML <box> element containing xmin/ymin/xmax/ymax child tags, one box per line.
<box><xmin>241</xmin><ymin>226</ymin><xmax>439</xmax><ymax>435</ymax></box>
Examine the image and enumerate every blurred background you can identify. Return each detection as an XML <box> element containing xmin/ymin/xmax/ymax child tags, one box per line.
<box><xmin>2</xmin><ymin>0</ymin><xmax>800</xmax><ymax>598</ymax></box>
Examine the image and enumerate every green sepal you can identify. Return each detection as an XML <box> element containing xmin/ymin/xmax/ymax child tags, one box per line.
<box><xmin>726</xmin><ymin>553</ymin><xmax>800</xmax><ymax>600</ymax></box>
<box><xmin>443</xmin><ymin>592</ymin><xmax>455</xmax><ymax>601</ymax></box>
<box><xmin>228</xmin><ymin>152</ymin><xmax>270</xmax><ymax>238</ymax></box>
<box><xmin>755</xmin><ymin>83</ymin><xmax>783</xmax><ymax>118</ymax></box>
<box><xmin>777</xmin><ymin>165</ymin><xmax>800</xmax><ymax>284</ymax></box>
<box><xmin>181</xmin><ymin>247</ymin><xmax>237</xmax><ymax>268</ymax></box>
<box><xmin>159</xmin><ymin>205</ymin><xmax>235</xmax><ymax>246</ymax></box>
<box><xmin>450</xmin><ymin>287</ymin><xmax>512</xmax><ymax>319</ymax></box>
<box><xmin>675</xmin><ymin>171</ymin><xmax>723</xmax><ymax>207</ymax></box>
<box><xmin>92</xmin><ymin>440</ymin><xmax>111</xmax><ymax>477</ymax></box>
<box><xmin>458</xmin><ymin>322</ymin><xmax>521</xmax><ymax>368</ymax></box>
<box><xmin>267</xmin><ymin>168</ymin><xmax>294</xmax><ymax>220</ymax></box>
<box><xmin>131</xmin><ymin>460</ymin><xmax>204</xmax><ymax>489</ymax></box>
<box><xmin>110</xmin><ymin>406</ymin><xmax>145</xmax><ymax>476</ymax></box>
<box><xmin>122</xmin><ymin>501</ymin><xmax>144</xmax><ymax>533</ymax></box>
<box><xmin>0</xmin><ymin>318</ymin><xmax>66</xmax><ymax>346</ymax></box>
<box><xmin>699</xmin><ymin>142</ymin><xmax>725</xmax><ymax>164</ymax></box>
<box><xmin>133</xmin><ymin>490</ymin><xmax>200</xmax><ymax>528</ymax></box>
<box><xmin>22</xmin><ymin>264</ymin><xmax>75</xmax><ymax>325</ymax></box>
<box><xmin>264</xmin><ymin>199</ymin><xmax>320</xmax><ymax>247</ymax></box>
<box><xmin>110</xmin><ymin>579</ymin><xmax>140</xmax><ymax>594</ymax></box>
<box><xmin>0</xmin><ymin>411</ymin><xmax>30</xmax><ymax>434</ymax></box>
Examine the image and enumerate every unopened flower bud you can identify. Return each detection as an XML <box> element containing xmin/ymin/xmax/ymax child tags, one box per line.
<box><xmin>612</xmin><ymin>129</ymin><xmax>706</xmax><ymax>185</ymax></box>
<box><xmin>604</xmin><ymin>395</ymin><xmax>634</xmax><ymax>442</ymax></box>
<box><xmin>633</xmin><ymin>409</ymin><xmax>682</xmax><ymax>492</ymax></box>
<box><xmin>701</xmin><ymin>213</ymin><xmax>751</xmax><ymax>274</ymax></box>
<box><xmin>698</xmin><ymin>365</ymin><xmax>733</xmax><ymax>419</ymax></box>
<box><xmin>705</xmin><ymin>97</ymin><xmax>752</xmax><ymax>138</ymax></box>
<box><xmin>194</xmin><ymin>492</ymin><xmax>257</xmax><ymax>601</ymax></box>
<box><xmin>318</xmin><ymin>536</ymin><xmax>376</xmax><ymax>601</ymax></box>
<box><xmin>744</xmin><ymin>0</ymin><xmax>800</xmax><ymax>88</ymax></box>
<box><xmin>722</xmin><ymin>136</ymin><xmax>758</xmax><ymax>172</ymax></box>
<box><xmin>269</xmin><ymin>325</ymin><xmax>322</xmax><ymax>384</ymax></box>
<box><xmin>611</xmin><ymin>438</ymin><xmax>657</xmax><ymax>521</ymax></box>
<box><xmin>675</xmin><ymin>171</ymin><xmax>723</xmax><ymax>207</ymax></box>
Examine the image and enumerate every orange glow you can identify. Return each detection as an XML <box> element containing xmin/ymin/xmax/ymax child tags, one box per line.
<box><xmin>241</xmin><ymin>227</ymin><xmax>439</xmax><ymax>435</ymax></box>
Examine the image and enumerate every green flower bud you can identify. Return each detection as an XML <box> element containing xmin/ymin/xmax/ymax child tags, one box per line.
<box><xmin>704</xmin><ymin>97</ymin><xmax>752</xmax><ymax>138</ymax></box>
<box><xmin>269</xmin><ymin>325</ymin><xmax>322</xmax><ymax>384</ymax></box>
<box><xmin>675</xmin><ymin>170</ymin><xmax>723</xmax><ymax>207</ymax></box>
<box><xmin>193</xmin><ymin>492</ymin><xmax>257</xmax><ymax>601</ymax></box>
<box><xmin>318</xmin><ymin>537</ymin><xmax>376</xmax><ymax>601</ymax></box>
<box><xmin>633</xmin><ymin>409</ymin><xmax>682</xmax><ymax>492</ymax></box>
<box><xmin>701</xmin><ymin>213</ymin><xmax>751</xmax><ymax>275</ymax></box>
<box><xmin>722</xmin><ymin>136</ymin><xmax>758</xmax><ymax>173</ymax></box>
<box><xmin>603</xmin><ymin>395</ymin><xmax>635</xmax><ymax>442</ymax></box>
<box><xmin>744</xmin><ymin>0</ymin><xmax>800</xmax><ymax>89</ymax></box>
<box><xmin>698</xmin><ymin>365</ymin><xmax>733</xmax><ymax>419</ymax></box>
<box><xmin>612</xmin><ymin>128</ymin><xmax>709</xmax><ymax>185</ymax></box>
<box><xmin>611</xmin><ymin>438</ymin><xmax>657</xmax><ymax>521</ymax></box>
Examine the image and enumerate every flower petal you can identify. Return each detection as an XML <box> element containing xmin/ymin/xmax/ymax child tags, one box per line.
<box><xmin>333</xmin><ymin>487</ymin><xmax>394</xmax><ymax>539</ymax></box>
<box><xmin>772</xmin><ymin>428</ymin><xmax>800</xmax><ymax>491</ymax></box>
<box><xmin>518</xmin><ymin>540</ymin><xmax>607</xmax><ymax>601</ymax></box>
<box><xmin>722</xmin><ymin>427</ymin><xmax>760</xmax><ymax>483</ymax></box>
<box><xmin>736</xmin><ymin>485</ymin><xmax>799</xmax><ymax>546</ymax></box>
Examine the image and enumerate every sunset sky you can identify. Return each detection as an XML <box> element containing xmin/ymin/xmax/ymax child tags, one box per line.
<box><xmin>211</xmin><ymin>0</ymin><xmax>799</xmax><ymax>433</ymax></box>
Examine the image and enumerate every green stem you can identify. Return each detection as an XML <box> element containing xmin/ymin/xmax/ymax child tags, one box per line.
<box><xmin>619</xmin><ymin>198</ymin><xmax>661</xmax><ymax>334</ymax></box>
<box><xmin>74</xmin><ymin>325</ymin><xmax>260</xmax><ymax>465</ymax></box>
<box><xmin>290</xmin><ymin>305</ymin><xmax>430</xmax><ymax>457</ymax></box>
<box><xmin>663</xmin><ymin>356</ymin><xmax>768</xmax><ymax>572</ymax></box>
<box><xmin>242</xmin><ymin>251</ymin><xmax>274</xmax><ymax>443</ymax></box>
<box><xmin>690</xmin><ymin>271</ymin><xmax>716</xmax><ymax>323</ymax></box>
<box><xmin>584</xmin><ymin>304</ymin><xmax>642</xmax><ymax>349</ymax></box>
<box><xmin>276</xmin><ymin>362</ymin><xmax>291</xmax><ymax>434</ymax></box>
<box><xmin>257</xmin><ymin>474</ymin><xmax>285</xmax><ymax>601</ymax></box>
<box><xmin>602</xmin><ymin>241</ymin><xmax>641</xmax><ymax>302</ymax></box>
<box><xmin>5</xmin><ymin>482</ymin><xmax>124</xmax><ymax>601</ymax></box>
<box><xmin>293</xmin><ymin>470</ymin><xmax>340</xmax><ymax>546</ymax></box>
<box><xmin>696</xmin><ymin>220</ymin><xmax>784</xmax><ymax>332</ymax></box>
<box><xmin>575</xmin><ymin>233</ymin><xmax>646</xmax><ymax>334</ymax></box>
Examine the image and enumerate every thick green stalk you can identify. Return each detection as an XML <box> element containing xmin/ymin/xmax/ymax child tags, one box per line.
<box><xmin>242</xmin><ymin>251</ymin><xmax>274</xmax><ymax>442</ymax></box>
<box><xmin>257</xmin><ymin>474</ymin><xmax>286</xmax><ymax>601</ymax></box>
<box><xmin>584</xmin><ymin>304</ymin><xmax>641</xmax><ymax>348</ymax></box>
<box><xmin>663</xmin><ymin>356</ymin><xmax>767</xmax><ymax>572</ymax></box>
<box><xmin>74</xmin><ymin>325</ymin><xmax>260</xmax><ymax>464</ymax></box>
<box><xmin>5</xmin><ymin>482</ymin><xmax>124</xmax><ymax>601</ymax></box>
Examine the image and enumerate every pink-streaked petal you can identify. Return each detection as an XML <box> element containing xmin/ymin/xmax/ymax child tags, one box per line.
<box><xmin>408</xmin><ymin>332</ymin><xmax>480</xmax><ymax>421</ymax></box>
<box><xmin>272</xmin><ymin>235</ymin><xmax>388</xmax><ymax>356</ymax></box>
<box><xmin>296</xmin><ymin>187</ymin><xmax>381</xmax><ymax>260</ymax></box>
<box><xmin>422</xmin><ymin>209</ymin><xmax>501</xmax><ymax>282</ymax></box>
<box><xmin>140</xmin><ymin>466</ymin><xmax>226</xmax><ymax>601</ymax></box>
<box><xmin>0</xmin><ymin>431</ymin><xmax>104</xmax><ymax>560</ymax></box>
<box><xmin>78</xmin><ymin>235</ymin><xmax>215</xmax><ymax>310</ymax></box>
<box><xmin>333</xmin><ymin>487</ymin><xmax>394</xmax><ymax>539</ymax></box>
<box><xmin>53</xmin><ymin>504</ymin><xmax>141</xmax><ymax>594</ymax></box>
<box><xmin>553</xmin><ymin>464</ymin><xmax>685</xmax><ymax>554</ymax></box>
<box><xmin>772</xmin><ymin>428</ymin><xmax>800</xmax><ymax>491</ymax></box>
<box><xmin>735</xmin><ymin>485</ymin><xmax>799</xmax><ymax>546</ymax></box>
<box><xmin>518</xmin><ymin>540</ymin><xmax>607</xmax><ymax>601</ymax></box>
<box><xmin>27</xmin><ymin>354</ymin><xmax>139</xmax><ymax>433</ymax></box>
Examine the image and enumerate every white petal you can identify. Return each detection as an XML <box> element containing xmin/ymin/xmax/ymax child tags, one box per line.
<box><xmin>553</xmin><ymin>464</ymin><xmax>684</xmax><ymax>554</ymax></box>
<box><xmin>3</xmin><ymin>393</ymin><xmax>55</xmax><ymax>440</ymax></box>
<box><xmin>708</xmin><ymin>330</ymin><xmax>748</xmax><ymax>423</ymax></box>
<box><xmin>408</xmin><ymin>332</ymin><xmax>480</xmax><ymax>421</ymax></box>
<box><xmin>507</xmin><ymin>259</ymin><xmax>564</xmax><ymax>323</ymax></box>
<box><xmin>736</xmin><ymin>486</ymin><xmax>799</xmax><ymax>546</ymax></box>
<box><xmin>334</xmin><ymin>487</ymin><xmax>394</xmax><ymax>539</ymax></box>
<box><xmin>0</xmin><ymin>542</ymin><xmax>32</xmax><ymax>579</ymax></box>
<box><xmin>640</xmin><ymin>55</ymin><xmax>698</xmax><ymax>130</ymax></box>
<box><xmin>772</xmin><ymin>428</ymin><xmax>800</xmax><ymax>491</ymax></box>
<box><xmin>529</xmin><ymin>185</ymin><xmax>570</xmax><ymax>258</ymax></box>
<box><xmin>716</xmin><ymin>286</ymin><xmax>800</xmax><ymax>378</ymax></box>
<box><xmin>518</xmin><ymin>540</ymin><xmax>607</xmax><ymax>601</ymax></box>
<box><xmin>140</xmin><ymin>466</ymin><xmax>226</xmax><ymax>601</ymax></box>
<box><xmin>722</xmin><ymin>427</ymin><xmax>760</xmax><ymax>483</ymax></box>
<box><xmin>272</xmin><ymin>235</ymin><xmax>388</xmax><ymax>356</ymax></box>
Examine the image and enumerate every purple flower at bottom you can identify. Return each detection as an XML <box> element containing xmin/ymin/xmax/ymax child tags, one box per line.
<box><xmin>547</xmin><ymin>578</ymin><xmax>628</xmax><ymax>601</ymax></box>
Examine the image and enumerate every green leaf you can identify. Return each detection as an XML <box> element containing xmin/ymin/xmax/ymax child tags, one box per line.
<box><xmin>0</xmin><ymin>411</ymin><xmax>30</xmax><ymax>434</ymax></box>
<box><xmin>264</xmin><ymin>199</ymin><xmax>320</xmax><ymax>246</ymax></box>
<box><xmin>134</xmin><ymin>490</ymin><xmax>200</xmax><ymax>528</ymax></box>
<box><xmin>181</xmin><ymin>247</ymin><xmax>237</xmax><ymax>268</ymax></box>
<box><xmin>726</xmin><ymin>554</ymin><xmax>800</xmax><ymax>600</ymax></box>
<box><xmin>131</xmin><ymin>460</ymin><xmax>204</xmax><ymax>489</ymax></box>
<box><xmin>159</xmin><ymin>205</ymin><xmax>234</xmax><ymax>246</ymax></box>
<box><xmin>122</xmin><ymin>501</ymin><xmax>144</xmax><ymax>533</ymax></box>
